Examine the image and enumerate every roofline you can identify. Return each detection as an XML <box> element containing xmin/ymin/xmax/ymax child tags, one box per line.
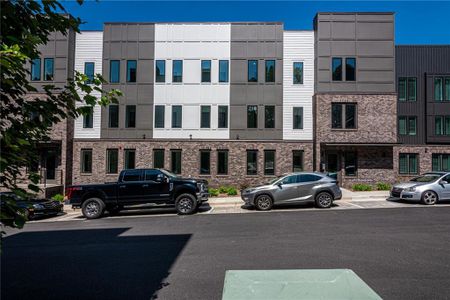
<box><xmin>315</xmin><ymin>12</ymin><xmax>395</xmax><ymax>15</ymax></box>
<box><xmin>103</xmin><ymin>21</ymin><xmax>284</xmax><ymax>25</ymax></box>
<box><xmin>396</xmin><ymin>44</ymin><xmax>450</xmax><ymax>47</ymax></box>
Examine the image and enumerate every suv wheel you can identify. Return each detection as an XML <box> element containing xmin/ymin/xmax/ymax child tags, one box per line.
<box><xmin>255</xmin><ymin>194</ymin><xmax>273</xmax><ymax>211</ymax></box>
<box><xmin>315</xmin><ymin>192</ymin><xmax>333</xmax><ymax>208</ymax></box>
<box><xmin>82</xmin><ymin>198</ymin><xmax>105</xmax><ymax>219</ymax></box>
<box><xmin>175</xmin><ymin>193</ymin><xmax>197</xmax><ymax>215</ymax></box>
<box><xmin>421</xmin><ymin>190</ymin><xmax>438</xmax><ymax>205</ymax></box>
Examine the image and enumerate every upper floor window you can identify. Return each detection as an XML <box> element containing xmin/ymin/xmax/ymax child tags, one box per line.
<box><xmin>432</xmin><ymin>154</ymin><xmax>450</xmax><ymax>172</ymax></box>
<box><xmin>265</xmin><ymin>60</ymin><xmax>275</xmax><ymax>82</ymax></box>
<box><xmin>31</xmin><ymin>58</ymin><xmax>41</xmax><ymax>81</ymax></box>
<box><xmin>44</xmin><ymin>58</ymin><xmax>54</xmax><ymax>81</ymax></box>
<box><xmin>293</xmin><ymin>62</ymin><xmax>303</xmax><ymax>84</ymax></box>
<box><xmin>201</xmin><ymin>60</ymin><xmax>211</xmax><ymax>83</ymax></box>
<box><xmin>332</xmin><ymin>57</ymin><xmax>342</xmax><ymax>81</ymax></box>
<box><xmin>109</xmin><ymin>105</ymin><xmax>119</xmax><ymax>128</ymax></box>
<box><xmin>83</xmin><ymin>107</ymin><xmax>93</xmax><ymax>129</ymax></box>
<box><xmin>219</xmin><ymin>60</ymin><xmax>229</xmax><ymax>83</ymax></box>
<box><xmin>446</xmin><ymin>78</ymin><xmax>450</xmax><ymax>101</ymax></box>
<box><xmin>200</xmin><ymin>106</ymin><xmax>211</xmax><ymax>128</ymax></box>
<box><xmin>434</xmin><ymin>77</ymin><xmax>450</xmax><ymax>101</ymax></box>
<box><xmin>154</xmin><ymin>105</ymin><xmax>165</xmax><ymax>128</ymax></box>
<box><xmin>398</xmin><ymin>77</ymin><xmax>417</xmax><ymax>101</ymax></box>
<box><xmin>172</xmin><ymin>105</ymin><xmax>182</xmax><ymax>128</ymax></box>
<box><xmin>155</xmin><ymin>60</ymin><xmax>165</xmax><ymax>83</ymax></box>
<box><xmin>125</xmin><ymin>105</ymin><xmax>136</xmax><ymax>128</ymax></box>
<box><xmin>398</xmin><ymin>116</ymin><xmax>417</xmax><ymax>136</ymax></box>
<box><xmin>247</xmin><ymin>105</ymin><xmax>258</xmax><ymax>128</ymax></box>
<box><xmin>110</xmin><ymin>60</ymin><xmax>120</xmax><ymax>83</ymax></box>
<box><xmin>331</xmin><ymin>103</ymin><xmax>356</xmax><ymax>129</ymax></box>
<box><xmin>218</xmin><ymin>106</ymin><xmax>228</xmax><ymax>128</ymax></box>
<box><xmin>248</xmin><ymin>60</ymin><xmax>258</xmax><ymax>82</ymax></box>
<box><xmin>126</xmin><ymin>60</ymin><xmax>137</xmax><ymax>82</ymax></box>
<box><xmin>345</xmin><ymin>58</ymin><xmax>356</xmax><ymax>81</ymax></box>
<box><xmin>293</xmin><ymin>107</ymin><xmax>303</xmax><ymax>129</ymax></box>
<box><xmin>172</xmin><ymin>60</ymin><xmax>183</xmax><ymax>83</ymax></box>
<box><xmin>265</xmin><ymin>106</ymin><xmax>275</xmax><ymax>129</ymax></box>
<box><xmin>84</xmin><ymin>62</ymin><xmax>95</xmax><ymax>84</ymax></box>
<box><xmin>399</xmin><ymin>153</ymin><xmax>418</xmax><ymax>175</ymax></box>
<box><xmin>435</xmin><ymin>116</ymin><xmax>450</xmax><ymax>136</ymax></box>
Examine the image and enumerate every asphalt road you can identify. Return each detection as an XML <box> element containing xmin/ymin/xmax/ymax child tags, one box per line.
<box><xmin>2</xmin><ymin>206</ymin><xmax>450</xmax><ymax>300</ymax></box>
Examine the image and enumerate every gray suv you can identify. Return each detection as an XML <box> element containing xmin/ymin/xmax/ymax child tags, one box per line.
<box><xmin>241</xmin><ymin>172</ymin><xmax>342</xmax><ymax>210</ymax></box>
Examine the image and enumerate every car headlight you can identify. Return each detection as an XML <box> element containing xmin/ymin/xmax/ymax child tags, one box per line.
<box><xmin>244</xmin><ymin>188</ymin><xmax>256</xmax><ymax>194</ymax></box>
<box><xmin>33</xmin><ymin>204</ymin><xmax>44</xmax><ymax>210</ymax></box>
<box><xmin>405</xmin><ymin>187</ymin><xmax>416</xmax><ymax>192</ymax></box>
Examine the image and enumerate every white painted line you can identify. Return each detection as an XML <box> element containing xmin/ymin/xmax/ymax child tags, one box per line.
<box><xmin>206</xmin><ymin>207</ymin><xmax>215</xmax><ymax>214</ymax></box>
<box><xmin>346</xmin><ymin>202</ymin><xmax>365</xmax><ymax>208</ymax></box>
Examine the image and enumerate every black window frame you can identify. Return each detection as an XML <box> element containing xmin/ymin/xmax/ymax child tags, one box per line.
<box><xmin>247</xmin><ymin>105</ymin><xmax>258</xmax><ymax>129</ymax></box>
<box><xmin>201</xmin><ymin>60</ymin><xmax>211</xmax><ymax>83</ymax></box>
<box><xmin>171</xmin><ymin>105</ymin><xmax>182</xmax><ymax>128</ymax></box>
<box><xmin>31</xmin><ymin>58</ymin><xmax>41</xmax><ymax>81</ymax></box>
<box><xmin>434</xmin><ymin>77</ymin><xmax>443</xmax><ymax>101</ymax></box>
<box><xmin>172</xmin><ymin>60</ymin><xmax>183</xmax><ymax>83</ymax></box>
<box><xmin>170</xmin><ymin>150</ymin><xmax>182</xmax><ymax>174</ymax></box>
<box><xmin>399</xmin><ymin>153</ymin><xmax>418</xmax><ymax>175</ymax></box>
<box><xmin>108</xmin><ymin>105</ymin><xmax>119</xmax><ymax>128</ymax></box>
<box><xmin>83</xmin><ymin>107</ymin><xmax>94</xmax><ymax>129</ymax></box>
<box><xmin>126</xmin><ymin>60</ymin><xmax>137</xmax><ymax>83</ymax></box>
<box><xmin>154</xmin><ymin>105</ymin><xmax>165</xmax><ymax>128</ymax></box>
<box><xmin>398</xmin><ymin>77</ymin><xmax>417</xmax><ymax>101</ymax></box>
<box><xmin>80</xmin><ymin>149</ymin><xmax>93</xmax><ymax>174</ymax></box>
<box><xmin>432</xmin><ymin>154</ymin><xmax>450</xmax><ymax>172</ymax></box>
<box><xmin>125</xmin><ymin>105</ymin><xmax>136</xmax><ymax>128</ymax></box>
<box><xmin>155</xmin><ymin>60</ymin><xmax>166</xmax><ymax>83</ymax></box>
<box><xmin>292</xmin><ymin>150</ymin><xmax>304</xmax><ymax>172</ymax></box>
<box><xmin>246</xmin><ymin>150</ymin><xmax>258</xmax><ymax>175</ymax></box>
<box><xmin>200</xmin><ymin>105</ymin><xmax>211</xmax><ymax>129</ymax></box>
<box><xmin>44</xmin><ymin>58</ymin><xmax>54</xmax><ymax>81</ymax></box>
<box><xmin>435</xmin><ymin>115</ymin><xmax>450</xmax><ymax>136</ymax></box>
<box><xmin>398</xmin><ymin>116</ymin><xmax>417</xmax><ymax>136</ymax></box>
<box><xmin>153</xmin><ymin>149</ymin><xmax>165</xmax><ymax>169</ymax></box>
<box><xmin>293</xmin><ymin>107</ymin><xmax>303</xmax><ymax>129</ymax></box>
<box><xmin>332</xmin><ymin>57</ymin><xmax>342</xmax><ymax>81</ymax></box>
<box><xmin>124</xmin><ymin>149</ymin><xmax>136</xmax><ymax>169</ymax></box>
<box><xmin>344</xmin><ymin>151</ymin><xmax>357</xmax><ymax>176</ymax></box>
<box><xmin>217</xmin><ymin>150</ymin><xmax>229</xmax><ymax>175</ymax></box>
<box><xmin>219</xmin><ymin>60</ymin><xmax>229</xmax><ymax>83</ymax></box>
<box><xmin>345</xmin><ymin>58</ymin><xmax>356</xmax><ymax>81</ymax></box>
<box><xmin>84</xmin><ymin>62</ymin><xmax>95</xmax><ymax>84</ymax></box>
<box><xmin>248</xmin><ymin>60</ymin><xmax>258</xmax><ymax>82</ymax></box>
<box><xmin>265</xmin><ymin>60</ymin><xmax>275</xmax><ymax>83</ymax></box>
<box><xmin>199</xmin><ymin>150</ymin><xmax>211</xmax><ymax>175</ymax></box>
<box><xmin>110</xmin><ymin>60</ymin><xmax>120</xmax><ymax>83</ymax></box>
<box><xmin>106</xmin><ymin>149</ymin><xmax>119</xmax><ymax>174</ymax></box>
<box><xmin>293</xmin><ymin>62</ymin><xmax>303</xmax><ymax>84</ymax></box>
<box><xmin>264</xmin><ymin>150</ymin><xmax>275</xmax><ymax>176</ymax></box>
<box><xmin>218</xmin><ymin>105</ymin><xmax>228</xmax><ymax>129</ymax></box>
<box><xmin>331</xmin><ymin>103</ymin><xmax>357</xmax><ymax>129</ymax></box>
<box><xmin>264</xmin><ymin>105</ymin><xmax>275</xmax><ymax>129</ymax></box>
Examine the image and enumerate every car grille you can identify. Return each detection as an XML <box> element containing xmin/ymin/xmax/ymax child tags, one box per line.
<box><xmin>43</xmin><ymin>202</ymin><xmax>60</xmax><ymax>209</ymax></box>
<box><xmin>391</xmin><ymin>187</ymin><xmax>403</xmax><ymax>198</ymax></box>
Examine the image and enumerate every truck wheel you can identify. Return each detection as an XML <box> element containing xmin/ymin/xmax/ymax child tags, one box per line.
<box><xmin>175</xmin><ymin>193</ymin><xmax>197</xmax><ymax>215</ymax></box>
<box><xmin>315</xmin><ymin>192</ymin><xmax>333</xmax><ymax>208</ymax></box>
<box><xmin>82</xmin><ymin>198</ymin><xmax>105</xmax><ymax>219</ymax></box>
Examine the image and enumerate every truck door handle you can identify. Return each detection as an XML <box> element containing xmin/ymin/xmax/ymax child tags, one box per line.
<box><xmin>119</xmin><ymin>185</ymin><xmax>126</xmax><ymax>189</ymax></box>
<box><xmin>142</xmin><ymin>184</ymin><xmax>148</xmax><ymax>188</ymax></box>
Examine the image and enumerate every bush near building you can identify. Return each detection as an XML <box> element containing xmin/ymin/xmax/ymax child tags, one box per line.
<box><xmin>352</xmin><ymin>184</ymin><xmax>373</xmax><ymax>191</ymax></box>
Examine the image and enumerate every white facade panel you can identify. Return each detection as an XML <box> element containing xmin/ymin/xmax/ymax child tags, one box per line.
<box><xmin>154</xmin><ymin>24</ymin><xmax>231</xmax><ymax>139</ymax></box>
<box><xmin>283</xmin><ymin>31</ymin><xmax>315</xmax><ymax>140</ymax></box>
<box><xmin>74</xmin><ymin>31</ymin><xmax>103</xmax><ymax>139</ymax></box>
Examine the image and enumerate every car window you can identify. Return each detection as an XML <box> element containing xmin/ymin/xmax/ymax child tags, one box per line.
<box><xmin>144</xmin><ymin>169</ymin><xmax>161</xmax><ymax>182</ymax></box>
<box><xmin>443</xmin><ymin>174</ymin><xmax>450</xmax><ymax>183</ymax></box>
<box><xmin>298</xmin><ymin>174</ymin><xmax>322</xmax><ymax>183</ymax></box>
<box><xmin>122</xmin><ymin>170</ymin><xmax>141</xmax><ymax>182</ymax></box>
<box><xmin>281</xmin><ymin>175</ymin><xmax>298</xmax><ymax>184</ymax></box>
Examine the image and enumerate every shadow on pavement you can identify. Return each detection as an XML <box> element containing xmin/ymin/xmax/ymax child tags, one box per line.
<box><xmin>1</xmin><ymin>228</ymin><xmax>191</xmax><ymax>300</ymax></box>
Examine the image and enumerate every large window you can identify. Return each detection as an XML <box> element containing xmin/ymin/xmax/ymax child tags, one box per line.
<box><xmin>84</xmin><ymin>62</ymin><xmax>95</xmax><ymax>84</ymax></box>
<box><xmin>126</xmin><ymin>60</ymin><xmax>137</xmax><ymax>82</ymax></box>
<box><xmin>264</xmin><ymin>150</ymin><xmax>275</xmax><ymax>175</ymax></box>
<box><xmin>344</xmin><ymin>152</ymin><xmax>357</xmax><ymax>176</ymax></box>
<box><xmin>246</xmin><ymin>150</ymin><xmax>258</xmax><ymax>175</ymax></box>
<box><xmin>200</xmin><ymin>106</ymin><xmax>211</xmax><ymax>128</ymax></box>
<box><xmin>80</xmin><ymin>149</ymin><xmax>92</xmax><ymax>173</ymax></box>
<box><xmin>200</xmin><ymin>150</ymin><xmax>210</xmax><ymax>175</ymax></box>
<box><xmin>332</xmin><ymin>57</ymin><xmax>342</xmax><ymax>81</ymax></box>
<box><xmin>435</xmin><ymin>116</ymin><xmax>450</xmax><ymax>136</ymax></box>
<box><xmin>432</xmin><ymin>154</ymin><xmax>450</xmax><ymax>172</ymax></box>
<box><xmin>106</xmin><ymin>149</ymin><xmax>119</xmax><ymax>174</ymax></box>
<box><xmin>345</xmin><ymin>58</ymin><xmax>356</xmax><ymax>81</ymax></box>
<box><xmin>125</xmin><ymin>105</ymin><xmax>136</xmax><ymax>128</ymax></box>
<box><xmin>124</xmin><ymin>149</ymin><xmax>136</xmax><ymax>169</ymax></box>
<box><xmin>201</xmin><ymin>60</ymin><xmax>211</xmax><ymax>83</ymax></box>
<box><xmin>292</xmin><ymin>150</ymin><xmax>303</xmax><ymax>172</ymax></box>
<box><xmin>247</xmin><ymin>105</ymin><xmax>258</xmax><ymax>128</ymax></box>
<box><xmin>398</xmin><ymin>78</ymin><xmax>417</xmax><ymax>101</ymax></box>
<box><xmin>109</xmin><ymin>105</ymin><xmax>119</xmax><ymax>128</ymax></box>
<box><xmin>265</xmin><ymin>106</ymin><xmax>275</xmax><ymax>129</ymax></box>
<box><xmin>293</xmin><ymin>62</ymin><xmax>303</xmax><ymax>84</ymax></box>
<box><xmin>398</xmin><ymin>116</ymin><xmax>417</xmax><ymax>136</ymax></box>
<box><xmin>293</xmin><ymin>107</ymin><xmax>303</xmax><ymax>129</ymax></box>
<box><xmin>44</xmin><ymin>58</ymin><xmax>54</xmax><ymax>81</ymax></box>
<box><xmin>265</xmin><ymin>60</ymin><xmax>275</xmax><ymax>82</ymax></box>
<box><xmin>217</xmin><ymin>150</ymin><xmax>228</xmax><ymax>175</ymax></box>
<box><xmin>332</xmin><ymin>103</ymin><xmax>356</xmax><ymax>129</ymax></box>
<box><xmin>83</xmin><ymin>107</ymin><xmax>93</xmax><ymax>129</ymax></box>
<box><xmin>155</xmin><ymin>60</ymin><xmax>165</xmax><ymax>83</ymax></box>
<box><xmin>446</xmin><ymin>78</ymin><xmax>450</xmax><ymax>101</ymax></box>
<box><xmin>154</xmin><ymin>105</ymin><xmax>165</xmax><ymax>128</ymax></box>
<box><xmin>110</xmin><ymin>60</ymin><xmax>120</xmax><ymax>83</ymax></box>
<box><xmin>31</xmin><ymin>58</ymin><xmax>41</xmax><ymax>81</ymax></box>
<box><xmin>153</xmin><ymin>149</ymin><xmax>164</xmax><ymax>169</ymax></box>
<box><xmin>172</xmin><ymin>105</ymin><xmax>182</xmax><ymax>128</ymax></box>
<box><xmin>171</xmin><ymin>150</ymin><xmax>182</xmax><ymax>174</ymax></box>
<box><xmin>218</xmin><ymin>106</ymin><xmax>228</xmax><ymax>128</ymax></box>
<box><xmin>248</xmin><ymin>60</ymin><xmax>258</xmax><ymax>82</ymax></box>
<box><xmin>434</xmin><ymin>77</ymin><xmax>443</xmax><ymax>101</ymax></box>
<box><xmin>219</xmin><ymin>60</ymin><xmax>229</xmax><ymax>83</ymax></box>
<box><xmin>172</xmin><ymin>60</ymin><xmax>183</xmax><ymax>83</ymax></box>
<box><xmin>399</xmin><ymin>153</ymin><xmax>418</xmax><ymax>175</ymax></box>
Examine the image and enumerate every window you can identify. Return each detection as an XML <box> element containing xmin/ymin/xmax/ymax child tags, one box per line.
<box><xmin>435</xmin><ymin>77</ymin><xmax>443</xmax><ymax>101</ymax></box>
<box><xmin>246</xmin><ymin>150</ymin><xmax>258</xmax><ymax>175</ymax></box>
<box><xmin>398</xmin><ymin>78</ymin><xmax>406</xmax><ymax>101</ymax></box>
<box><xmin>265</xmin><ymin>60</ymin><xmax>275</xmax><ymax>82</ymax></box>
<box><xmin>298</xmin><ymin>174</ymin><xmax>322</xmax><ymax>182</ymax></box>
<box><xmin>293</xmin><ymin>107</ymin><xmax>303</xmax><ymax>129</ymax></box>
<box><xmin>398</xmin><ymin>77</ymin><xmax>417</xmax><ymax>101</ymax></box>
<box><xmin>445</xmin><ymin>78</ymin><xmax>450</xmax><ymax>101</ymax></box>
<box><xmin>265</xmin><ymin>106</ymin><xmax>275</xmax><ymax>129</ymax></box>
<box><xmin>200</xmin><ymin>150</ymin><xmax>210</xmax><ymax>175</ymax></box>
<box><xmin>172</xmin><ymin>60</ymin><xmax>183</xmax><ymax>83</ymax></box>
<box><xmin>399</xmin><ymin>116</ymin><xmax>418</xmax><ymax>136</ymax></box>
<box><xmin>345</xmin><ymin>58</ymin><xmax>356</xmax><ymax>81</ymax></box>
<box><xmin>332</xmin><ymin>58</ymin><xmax>342</xmax><ymax>81</ymax></box>
<box><xmin>153</xmin><ymin>149</ymin><xmax>164</xmax><ymax>169</ymax></box>
<box><xmin>171</xmin><ymin>150</ymin><xmax>182</xmax><ymax>174</ymax></box>
<box><xmin>80</xmin><ymin>149</ymin><xmax>92</xmax><ymax>173</ymax></box>
<box><xmin>125</xmin><ymin>105</ymin><xmax>136</xmax><ymax>128</ymax></box>
<box><xmin>332</xmin><ymin>103</ymin><xmax>356</xmax><ymax>129</ymax></box>
<box><xmin>408</xmin><ymin>78</ymin><xmax>417</xmax><ymax>101</ymax></box>
<box><xmin>106</xmin><ymin>149</ymin><xmax>119</xmax><ymax>174</ymax></box>
<box><xmin>109</xmin><ymin>105</ymin><xmax>119</xmax><ymax>128</ymax></box>
<box><xmin>172</xmin><ymin>105</ymin><xmax>182</xmax><ymax>128</ymax></box>
<box><xmin>344</xmin><ymin>152</ymin><xmax>357</xmax><ymax>176</ymax></box>
<box><xmin>248</xmin><ymin>60</ymin><xmax>258</xmax><ymax>82</ymax></box>
<box><xmin>124</xmin><ymin>149</ymin><xmax>136</xmax><ymax>169</ymax></box>
<box><xmin>155</xmin><ymin>60</ymin><xmax>165</xmax><ymax>83</ymax></box>
<box><xmin>201</xmin><ymin>60</ymin><xmax>211</xmax><ymax>83</ymax></box>
<box><xmin>280</xmin><ymin>175</ymin><xmax>300</xmax><ymax>185</ymax></box>
<box><xmin>110</xmin><ymin>60</ymin><xmax>120</xmax><ymax>83</ymax></box>
<box><xmin>144</xmin><ymin>169</ymin><xmax>161</xmax><ymax>182</ymax></box>
<box><xmin>200</xmin><ymin>106</ymin><xmax>211</xmax><ymax>128</ymax></box>
<box><xmin>83</xmin><ymin>107</ymin><xmax>93</xmax><ymax>128</ymax></box>
<box><xmin>122</xmin><ymin>170</ymin><xmax>141</xmax><ymax>182</ymax></box>
<box><xmin>292</xmin><ymin>150</ymin><xmax>303</xmax><ymax>172</ymax></box>
<box><xmin>44</xmin><ymin>58</ymin><xmax>54</xmax><ymax>81</ymax></box>
<box><xmin>247</xmin><ymin>105</ymin><xmax>258</xmax><ymax>128</ymax></box>
<box><xmin>31</xmin><ymin>58</ymin><xmax>41</xmax><ymax>81</ymax></box>
<box><xmin>435</xmin><ymin>116</ymin><xmax>450</xmax><ymax>136</ymax></box>
<box><xmin>218</xmin><ymin>106</ymin><xmax>228</xmax><ymax>128</ymax></box>
<box><xmin>84</xmin><ymin>62</ymin><xmax>95</xmax><ymax>83</ymax></box>
<box><xmin>219</xmin><ymin>60</ymin><xmax>229</xmax><ymax>83</ymax></box>
<box><xmin>217</xmin><ymin>150</ymin><xmax>228</xmax><ymax>175</ymax></box>
<box><xmin>126</xmin><ymin>60</ymin><xmax>137</xmax><ymax>82</ymax></box>
<box><xmin>432</xmin><ymin>154</ymin><xmax>450</xmax><ymax>172</ymax></box>
<box><xmin>264</xmin><ymin>150</ymin><xmax>275</xmax><ymax>175</ymax></box>
<box><xmin>154</xmin><ymin>105</ymin><xmax>165</xmax><ymax>128</ymax></box>
<box><xmin>399</xmin><ymin>153</ymin><xmax>418</xmax><ymax>175</ymax></box>
<box><xmin>293</xmin><ymin>62</ymin><xmax>303</xmax><ymax>84</ymax></box>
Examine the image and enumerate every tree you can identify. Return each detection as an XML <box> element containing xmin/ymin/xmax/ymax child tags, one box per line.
<box><xmin>0</xmin><ymin>1</ymin><xmax>122</xmax><ymax>231</ymax></box>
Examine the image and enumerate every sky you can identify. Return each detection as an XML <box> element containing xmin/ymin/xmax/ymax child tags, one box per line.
<box><xmin>62</xmin><ymin>1</ymin><xmax>450</xmax><ymax>44</ymax></box>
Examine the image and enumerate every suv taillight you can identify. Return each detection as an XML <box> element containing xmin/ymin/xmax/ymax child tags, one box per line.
<box><xmin>65</xmin><ymin>186</ymin><xmax>81</xmax><ymax>199</ymax></box>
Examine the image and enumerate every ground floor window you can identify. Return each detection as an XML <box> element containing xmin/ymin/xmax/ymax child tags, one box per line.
<box><xmin>432</xmin><ymin>154</ymin><xmax>450</xmax><ymax>172</ymax></box>
<box><xmin>247</xmin><ymin>150</ymin><xmax>258</xmax><ymax>175</ymax></box>
<box><xmin>399</xmin><ymin>153</ymin><xmax>418</xmax><ymax>175</ymax></box>
<box><xmin>344</xmin><ymin>151</ymin><xmax>357</xmax><ymax>176</ymax></box>
<box><xmin>264</xmin><ymin>150</ymin><xmax>275</xmax><ymax>175</ymax></box>
<box><xmin>124</xmin><ymin>149</ymin><xmax>136</xmax><ymax>169</ymax></box>
<box><xmin>153</xmin><ymin>149</ymin><xmax>164</xmax><ymax>169</ymax></box>
<box><xmin>106</xmin><ymin>149</ymin><xmax>119</xmax><ymax>174</ymax></box>
<box><xmin>171</xmin><ymin>150</ymin><xmax>182</xmax><ymax>174</ymax></box>
<box><xmin>81</xmin><ymin>149</ymin><xmax>92</xmax><ymax>173</ymax></box>
<box><xmin>217</xmin><ymin>150</ymin><xmax>228</xmax><ymax>175</ymax></box>
<box><xmin>200</xmin><ymin>150</ymin><xmax>210</xmax><ymax>175</ymax></box>
<box><xmin>292</xmin><ymin>150</ymin><xmax>303</xmax><ymax>172</ymax></box>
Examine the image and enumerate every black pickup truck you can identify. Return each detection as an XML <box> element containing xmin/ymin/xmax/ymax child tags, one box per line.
<box><xmin>66</xmin><ymin>169</ymin><xmax>209</xmax><ymax>219</ymax></box>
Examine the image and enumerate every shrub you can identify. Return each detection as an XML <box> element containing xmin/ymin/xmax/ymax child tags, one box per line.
<box><xmin>352</xmin><ymin>184</ymin><xmax>373</xmax><ymax>191</ymax></box>
<box><xmin>51</xmin><ymin>193</ymin><xmax>64</xmax><ymax>202</ymax></box>
<box><xmin>376</xmin><ymin>182</ymin><xmax>391</xmax><ymax>191</ymax></box>
<box><xmin>226</xmin><ymin>187</ymin><xmax>238</xmax><ymax>196</ymax></box>
<box><xmin>208</xmin><ymin>188</ymin><xmax>219</xmax><ymax>197</ymax></box>
<box><xmin>218</xmin><ymin>186</ymin><xmax>229</xmax><ymax>194</ymax></box>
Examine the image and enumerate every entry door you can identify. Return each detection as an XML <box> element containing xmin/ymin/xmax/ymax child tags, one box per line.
<box><xmin>141</xmin><ymin>170</ymin><xmax>171</xmax><ymax>203</ymax></box>
<box><xmin>117</xmin><ymin>170</ymin><xmax>143</xmax><ymax>204</ymax></box>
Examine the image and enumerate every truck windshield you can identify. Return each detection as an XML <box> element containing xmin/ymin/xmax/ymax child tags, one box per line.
<box><xmin>160</xmin><ymin>169</ymin><xmax>178</xmax><ymax>178</ymax></box>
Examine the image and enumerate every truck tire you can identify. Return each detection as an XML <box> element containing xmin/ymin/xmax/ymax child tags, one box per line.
<box><xmin>82</xmin><ymin>197</ymin><xmax>105</xmax><ymax>219</ymax></box>
<box><xmin>175</xmin><ymin>193</ymin><xmax>197</xmax><ymax>215</ymax></box>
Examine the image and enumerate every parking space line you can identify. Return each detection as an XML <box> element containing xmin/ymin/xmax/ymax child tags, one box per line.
<box><xmin>345</xmin><ymin>202</ymin><xmax>365</xmax><ymax>208</ymax></box>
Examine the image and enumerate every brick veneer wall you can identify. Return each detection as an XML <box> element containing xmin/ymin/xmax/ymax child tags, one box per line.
<box><xmin>72</xmin><ymin>140</ymin><xmax>314</xmax><ymax>187</ymax></box>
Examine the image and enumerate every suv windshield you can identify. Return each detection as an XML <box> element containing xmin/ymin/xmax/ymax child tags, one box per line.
<box><xmin>410</xmin><ymin>174</ymin><xmax>441</xmax><ymax>182</ymax></box>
